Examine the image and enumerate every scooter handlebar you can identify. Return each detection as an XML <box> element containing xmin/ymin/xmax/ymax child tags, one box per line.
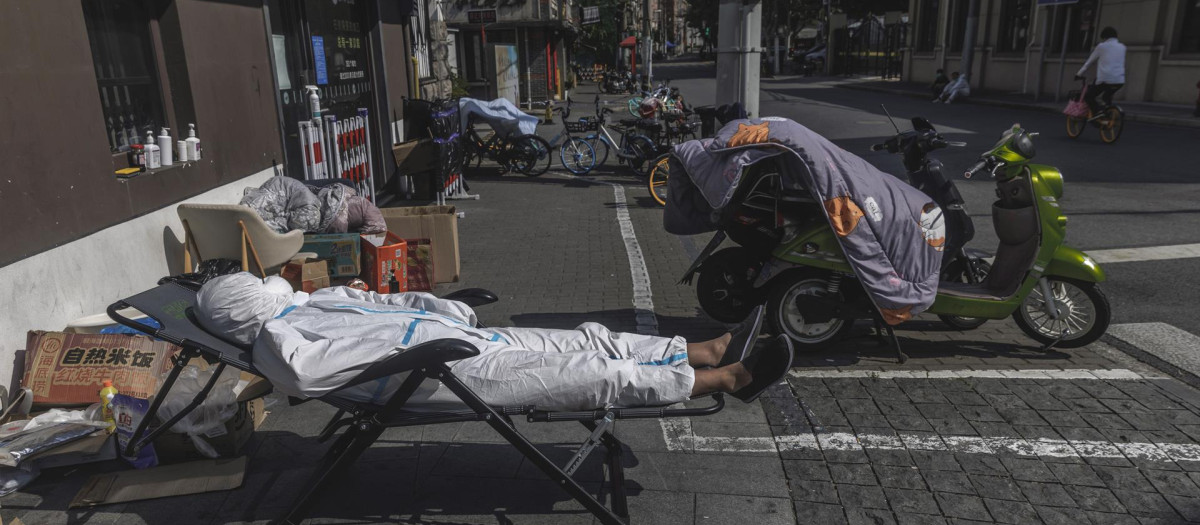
<box><xmin>870</xmin><ymin>143</ymin><xmax>887</xmax><ymax>152</ymax></box>
<box><xmin>963</xmin><ymin>159</ymin><xmax>990</xmax><ymax>179</ymax></box>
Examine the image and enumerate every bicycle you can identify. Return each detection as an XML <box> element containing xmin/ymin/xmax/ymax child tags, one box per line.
<box><xmin>463</xmin><ymin>123</ymin><xmax>552</xmax><ymax>176</ymax></box>
<box><xmin>543</xmin><ymin>101</ymin><xmax>598</xmax><ymax>175</ymax></box>
<box><xmin>1065</xmin><ymin>79</ymin><xmax>1125</xmax><ymax>144</ymax></box>
<box><xmin>647</xmin><ymin>153</ymin><xmax>671</xmax><ymax>206</ymax></box>
<box><xmin>583</xmin><ymin>96</ymin><xmax>659</xmax><ymax>176</ymax></box>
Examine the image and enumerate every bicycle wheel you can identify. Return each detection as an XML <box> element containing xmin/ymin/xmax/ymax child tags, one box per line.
<box><xmin>559</xmin><ymin>137</ymin><xmax>596</xmax><ymax>175</ymax></box>
<box><xmin>1099</xmin><ymin>107</ymin><xmax>1124</xmax><ymax>144</ymax></box>
<box><xmin>1066</xmin><ymin>113</ymin><xmax>1086</xmax><ymax>139</ymax></box>
<box><xmin>627</xmin><ymin>97</ymin><xmax>643</xmax><ymax>116</ymax></box>
<box><xmin>647</xmin><ymin>154</ymin><xmax>671</xmax><ymax>206</ymax></box>
<box><xmin>625</xmin><ymin>135</ymin><xmax>657</xmax><ymax>176</ymax></box>
<box><xmin>587</xmin><ymin>135</ymin><xmax>611</xmax><ymax>167</ymax></box>
<box><xmin>513</xmin><ymin>134</ymin><xmax>552</xmax><ymax>176</ymax></box>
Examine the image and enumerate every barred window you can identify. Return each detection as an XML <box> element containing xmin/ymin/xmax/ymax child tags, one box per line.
<box><xmin>944</xmin><ymin>0</ymin><xmax>969</xmax><ymax>54</ymax></box>
<box><xmin>82</xmin><ymin>0</ymin><xmax>165</xmax><ymax>153</ymax></box>
<box><xmin>997</xmin><ymin>0</ymin><xmax>1032</xmax><ymax>53</ymax></box>
<box><xmin>412</xmin><ymin>0</ymin><xmax>432</xmax><ymax>78</ymax></box>
<box><xmin>915</xmin><ymin>0</ymin><xmax>940</xmax><ymax>51</ymax></box>
<box><xmin>1049</xmin><ymin>0</ymin><xmax>1099</xmax><ymax>53</ymax></box>
<box><xmin>1178</xmin><ymin>0</ymin><xmax>1200</xmax><ymax>53</ymax></box>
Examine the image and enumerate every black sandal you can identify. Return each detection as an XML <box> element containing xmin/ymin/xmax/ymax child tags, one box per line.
<box><xmin>717</xmin><ymin>305</ymin><xmax>765</xmax><ymax>368</ymax></box>
<box><xmin>732</xmin><ymin>335</ymin><xmax>794</xmax><ymax>402</ymax></box>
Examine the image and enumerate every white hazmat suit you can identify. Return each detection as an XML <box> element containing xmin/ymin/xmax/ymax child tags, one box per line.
<box><xmin>196</xmin><ymin>273</ymin><xmax>695</xmax><ymax>411</ymax></box>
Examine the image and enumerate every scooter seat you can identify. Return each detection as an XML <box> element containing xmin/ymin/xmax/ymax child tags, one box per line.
<box><xmin>936</xmin><ymin>281</ymin><xmax>1008</xmax><ymax>301</ymax></box>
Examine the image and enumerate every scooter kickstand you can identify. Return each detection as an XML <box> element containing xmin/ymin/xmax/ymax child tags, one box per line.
<box><xmin>884</xmin><ymin>324</ymin><xmax>908</xmax><ymax>364</ymax></box>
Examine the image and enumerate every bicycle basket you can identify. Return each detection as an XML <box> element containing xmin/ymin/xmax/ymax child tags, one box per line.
<box><xmin>564</xmin><ymin>119</ymin><xmax>598</xmax><ymax>133</ymax></box>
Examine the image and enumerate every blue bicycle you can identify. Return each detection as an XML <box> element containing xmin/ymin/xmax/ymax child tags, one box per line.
<box><xmin>583</xmin><ymin>96</ymin><xmax>658</xmax><ymax>176</ymax></box>
<box><xmin>544</xmin><ymin>102</ymin><xmax>598</xmax><ymax>175</ymax></box>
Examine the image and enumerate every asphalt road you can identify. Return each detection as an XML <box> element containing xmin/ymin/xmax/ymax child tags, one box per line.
<box><xmin>642</xmin><ymin>61</ymin><xmax>1200</xmax><ymax>338</ymax></box>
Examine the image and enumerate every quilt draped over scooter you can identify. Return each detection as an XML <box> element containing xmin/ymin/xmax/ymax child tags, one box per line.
<box><xmin>664</xmin><ymin>118</ymin><xmax>945</xmax><ymax>324</ymax></box>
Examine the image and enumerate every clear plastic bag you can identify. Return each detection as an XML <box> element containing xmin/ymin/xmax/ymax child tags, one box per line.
<box><xmin>156</xmin><ymin>365</ymin><xmax>239</xmax><ymax>458</ymax></box>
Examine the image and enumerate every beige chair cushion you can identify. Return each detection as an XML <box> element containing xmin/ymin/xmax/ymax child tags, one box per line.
<box><xmin>178</xmin><ymin>204</ymin><xmax>305</xmax><ymax>272</ymax></box>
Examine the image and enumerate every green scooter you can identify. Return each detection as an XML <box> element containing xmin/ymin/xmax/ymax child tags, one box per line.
<box><xmin>690</xmin><ymin>121</ymin><xmax>1111</xmax><ymax>357</ymax></box>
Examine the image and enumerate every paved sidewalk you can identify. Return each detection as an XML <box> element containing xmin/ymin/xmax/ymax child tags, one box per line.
<box><xmin>833</xmin><ymin>77</ymin><xmax>1200</xmax><ymax>129</ymax></box>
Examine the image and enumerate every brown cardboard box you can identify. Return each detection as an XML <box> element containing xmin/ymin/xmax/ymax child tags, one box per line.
<box><xmin>392</xmin><ymin>138</ymin><xmax>439</xmax><ymax>173</ymax></box>
<box><xmin>22</xmin><ymin>331</ymin><xmax>180</xmax><ymax>407</ymax></box>
<box><xmin>380</xmin><ymin>206</ymin><xmax>460</xmax><ymax>283</ymax></box>
<box><xmin>152</xmin><ymin>398</ymin><xmax>266</xmax><ymax>462</ymax></box>
<box><xmin>301</xmin><ymin>233</ymin><xmax>362</xmax><ymax>277</ymax></box>
<box><xmin>281</xmin><ymin>258</ymin><xmax>331</xmax><ymax>293</ymax></box>
<box><xmin>361</xmin><ymin>233</ymin><xmax>407</xmax><ymax>294</ymax></box>
<box><xmin>70</xmin><ymin>456</ymin><xmax>247</xmax><ymax>508</ymax></box>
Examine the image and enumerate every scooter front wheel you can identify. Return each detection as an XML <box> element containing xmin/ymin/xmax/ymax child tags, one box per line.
<box><xmin>766</xmin><ymin>270</ymin><xmax>856</xmax><ymax>352</ymax></box>
<box><xmin>1013</xmin><ymin>277</ymin><xmax>1111</xmax><ymax>348</ymax></box>
<box><xmin>695</xmin><ymin>247</ymin><xmax>763</xmax><ymax>323</ymax></box>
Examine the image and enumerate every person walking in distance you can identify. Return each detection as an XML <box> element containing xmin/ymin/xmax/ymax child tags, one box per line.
<box><xmin>1076</xmin><ymin>27</ymin><xmax>1126</xmax><ymax>119</ymax></box>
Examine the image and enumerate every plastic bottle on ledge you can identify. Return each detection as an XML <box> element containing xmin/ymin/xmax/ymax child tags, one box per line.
<box><xmin>144</xmin><ymin>130</ymin><xmax>161</xmax><ymax>169</ymax></box>
<box><xmin>157</xmin><ymin>127</ymin><xmax>173</xmax><ymax>166</ymax></box>
<box><xmin>99</xmin><ymin>380</ymin><xmax>118</xmax><ymax>432</ymax></box>
<box><xmin>185</xmin><ymin>124</ymin><xmax>202</xmax><ymax>161</ymax></box>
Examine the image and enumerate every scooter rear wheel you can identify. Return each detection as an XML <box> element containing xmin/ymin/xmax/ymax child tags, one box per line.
<box><xmin>1012</xmin><ymin>277</ymin><xmax>1111</xmax><ymax>348</ymax></box>
<box><xmin>766</xmin><ymin>270</ymin><xmax>856</xmax><ymax>352</ymax></box>
<box><xmin>695</xmin><ymin>247</ymin><xmax>763</xmax><ymax>323</ymax></box>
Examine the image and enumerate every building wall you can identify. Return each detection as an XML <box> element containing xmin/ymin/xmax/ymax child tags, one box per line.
<box><xmin>0</xmin><ymin>0</ymin><xmax>285</xmax><ymax>389</ymax></box>
<box><xmin>903</xmin><ymin>0</ymin><xmax>1200</xmax><ymax>105</ymax></box>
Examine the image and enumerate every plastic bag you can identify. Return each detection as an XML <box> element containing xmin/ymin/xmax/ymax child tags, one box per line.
<box><xmin>0</xmin><ymin>422</ymin><xmax>103</xmax><ymax>467</ymax></box>
<box><xmin>22</xmin><ymin>405</ymin><xmax>101</xmax><ymax>432</ymax></box>
<box><xmin>1063</xmin><ymin>85</ymin><xmax>1090</xmax><ymax>118</ymax></box>
<box><xmin>158</xmin><ymin>258</ymin><xmax>243</xmax><ymax>291</ymax></box>
<box><xmin>156</xmin><ymin>365</ymin><xmax>239</xmax><ymax>459</ymax></box>
<box><xmin>0</xmin><ymin>464</ymin><xmax>39</xmax><ymax>496</ymax></box>
<box><xmin>113</xmin><ymin>394</ymin><xmax>158</xmax><ymax>469</ymax></box>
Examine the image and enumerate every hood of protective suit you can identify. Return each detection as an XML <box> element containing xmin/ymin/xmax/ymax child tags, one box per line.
<box><xmin>196</xmin><ymin>273</ymin><xmax>295</xmax><ymax>345</ymax></box>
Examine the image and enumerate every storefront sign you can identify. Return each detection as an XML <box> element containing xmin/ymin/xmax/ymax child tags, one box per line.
<box><xmin>582</xmin><ymin>6</ymin><xmax>599</xmax><ymax>25</ymax></box>
<box><xmin>468</xmin><ymin>9</ymin><xmax>497</xmax><ymax>24</ymax></box>
<box><xmin>312</xmin><ymin>36</ymin><xmax>329</xmax><ymax>85</ymax></box>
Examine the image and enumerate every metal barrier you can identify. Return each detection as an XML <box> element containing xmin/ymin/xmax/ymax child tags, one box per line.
<box><xmin>297</xmin><ymin>108</ymin><xmax>376</xmax><ymax>202</ymax></box>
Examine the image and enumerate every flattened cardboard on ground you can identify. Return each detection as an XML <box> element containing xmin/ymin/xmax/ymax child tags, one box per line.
<box><xmin>392</xmin><ymin>139</ymin><xmax>439</xmax><ymax>174</ymax></box>
<box><xmin>69</xmin><ymin>456</ymin><xmax>246</xmax><ymax>508</ymax></box>
<box><xmin>25</xmin><ymin>433</ymin><xmax>115</xmax><ymax>470</ymax></box>
<box><xmin>381</xmin><ymin>206</ymin><xmax>460</xmax><ymax>283</ymax></box>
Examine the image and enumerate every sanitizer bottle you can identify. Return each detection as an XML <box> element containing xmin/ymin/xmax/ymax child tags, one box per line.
<box><xmin>144</xmin><ymin>130</ymin><xmax>161</xmax><ymax>169</ymax></box>
<box><xmin>186</xmin><ymin>123</ymin><xmax>202</xmax><ymax>161</ymax></box>
<box><xmin>157</xmin><ymin>127</ymin><xmax>173</xmax><ymax>166</ymax></box>
<box><xmin>306</xmin><ymin>85</ymin><xmax>321</xmax><ymax>119</ymax></box>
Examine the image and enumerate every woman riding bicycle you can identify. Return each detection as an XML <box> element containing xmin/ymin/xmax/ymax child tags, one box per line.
<box><xmin>1076</xmin><ymin>27</ymin><xmax>1126</xmax><ymax>118</ymax></box>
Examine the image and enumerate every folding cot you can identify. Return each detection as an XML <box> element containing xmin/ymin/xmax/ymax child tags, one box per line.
<box><xmin>107</xmin><ymin>281</ymin><xmax>726</xmax><ymax>524</ymax></box>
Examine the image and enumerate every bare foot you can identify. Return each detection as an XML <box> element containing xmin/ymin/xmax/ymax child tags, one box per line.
<box><xmin>727</xmin><ymin>362</ymin><xmax>752</xmax><ymax>392</ymax></box>
<box><xmin>686</xmin><ymin>333</ymin><xmax>731</xmax><ymax>367</ymax></box>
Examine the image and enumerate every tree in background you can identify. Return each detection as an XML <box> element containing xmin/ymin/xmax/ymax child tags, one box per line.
<box><xmin>577</xmin><ymin>0</ymin><xmax>625</xmax><ymax>67</ymax></box>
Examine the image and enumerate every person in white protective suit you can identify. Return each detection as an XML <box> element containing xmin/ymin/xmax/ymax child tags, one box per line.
<box><xmin>196</xmin><ymin>273</ymin><xmax>792</xmax><ymax>412</ymax></box>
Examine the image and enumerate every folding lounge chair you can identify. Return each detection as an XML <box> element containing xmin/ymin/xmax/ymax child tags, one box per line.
<box><xmin>107</xmin><ymin>282</ymin><xmax>725</xmax><ymax>525</ymax></box>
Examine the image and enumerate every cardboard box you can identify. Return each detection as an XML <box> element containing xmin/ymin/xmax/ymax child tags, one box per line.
<box><xmin>152</xmin><ymin>398</ymin><xmax>265</xmax><ymax>462</ymax></box>
<box><xmin>404</xmin><ymin>238</ymin><xmax>435</xmax><ymax>291</ymax></box>
<box><xmin>392</xmin><ymin>138</ymin><xmax>439</xmax><ymax>174</ymax></box>
<box><xmin>280</xmin><ymin>258</ymin><xmax>330</xmax><ymax>293</ymax></box>
<box><xmin>22</xmin><ymin>331</ymin><xmax>180</xmax><ymax>407</ymax></box>
<box><xmin>301</xmin><ymin>233</ymin><xmax>362</xmax><ymax>277</ymax></box>
<box><xmin>361</xmin><ymin>233</ymin><xmax>407</xmax><ymax>294</ymax></box>
<box><xmin>380</xmin><ymin>206</ymin><xmax>460</xmax><ymax>283</ymax></box>
<box><xmin>70</xmin><ymin>456</ymin><xmax>247</xmax><ymax>508</ymax></box>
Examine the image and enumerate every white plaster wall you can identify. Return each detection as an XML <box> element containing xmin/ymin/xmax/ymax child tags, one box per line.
<box><xmin>0</xmin><ymin>166</ymin><xmax>276</xmax><ymax>390</ymax></box>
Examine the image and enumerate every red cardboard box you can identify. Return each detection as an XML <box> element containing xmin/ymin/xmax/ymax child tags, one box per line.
<box><xmin>404</xmin><ymin>238</ymin><xmax>435</xmax><ymax>292</ymax></box>
<box><xmin>280</xmin><ymin>259</ymin><xmax>330</xmax><ymax>293</ymax></box>
<box><xmin>22</xmin><ymin>331</ymin><xmax>180</xmax><ymax>407</ymax></box>
<box><xmin>361</xmin><ymin>232</ymin><xmax>407</xmax><ymax>294</ymax></box>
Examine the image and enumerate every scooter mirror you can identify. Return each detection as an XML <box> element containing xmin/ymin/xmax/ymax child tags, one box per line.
<box><xmin>911</xmin><ymin>117</ymin><xmax>935</xmax><ymax>132</ymax></box>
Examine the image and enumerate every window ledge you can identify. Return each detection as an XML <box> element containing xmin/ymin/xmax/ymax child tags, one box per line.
<box><xmin>116</xmin><ymin>160</ymin><xmax>202</xmax><ymax>180</ymax></box>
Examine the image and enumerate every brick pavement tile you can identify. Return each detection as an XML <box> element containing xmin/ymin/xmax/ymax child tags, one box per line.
<box><xmin>933</xmin><ymin>493</ymin><xmax>991</xmax><ymax>521</ymax></box>
<box><xmin>784</xmin><ymin>460</ymin><xmax>832</xmax><ymax>482</ymax></box>
<box><xmin>1034</xmin><ymin>504</ymin><xmax>1093</xmax><ymax>525</ymax></box>
<box><xmin>828</xmin><ymin>379</ymin><xmax>873</xmax><ymax>399</ymax></box>
<box><xmin>875</xmin><ymin>466</ymin><xmax>927</xmax><ymax>490</ymax></box>
<box><xmin>923</xmin><ymin>472</ymin><xmax>976</xmax><ymax>495</ymax></box>
<box><xmin>895</xmin><ymin>512</ymin><xmax>950</xmax><ymax>525</ymax></box>
<box><xmin>793</xmin><ymin>480</ymin><xmax>841</xmax><ymax>504</ymax></box>
<box><xmin>1062</xmin><ymin>398</ymin><xmax>1113</xmax><ymax>413</ymax></box>
<box><xmin>1144</xmin><ymin>471</ymin><xmax>1195</xmax><ymax>497</ymax></box>
<box><xmin>1016</xmin><ymin>481</ymin><xmax>1079</xmax><ymax>507</ymax></box>
<box><xmin>911</xmin><ymin>451</ymin><xmax>962</xmax><ymax>472</ymax></box>
<box><xmin>838</xmin><ymin>484</ymin><xmax>890</xmax><ymax>509</ymax></box>
<box><xmin>968</xmin><ymin>474</ymin><xmax>1025</xmax><ymax>502</ymax></box>
<box><xmin>848</xmin><ymin>413</ymin><xmax>894</xmax><ymax>429</ymax></box>
<box><xmin>1094</xmin><ymin>466</ymin><xmax>1156</xmax><ymax>492</ymax></box>
<box><xmin>1085</xmin><ymin>511</ymin><xmax>1141</xmax><ymax>525</ymax></box>
<box><xmin>825</xmin><ymin>450</ymin><xmax>873</xmax><ymax>464</ymax></box>
<box><xmin>1163</xmin><ymin>494</ymin><xmax>1200</xmax><ymax>521</ymax></box>
<box><xmin>886</xmin><ymin>488</ymin><xmax>941</xmax><ymax>515</ymax></box>
<box><xmin>846</xmin><ymin>508</ymin><xmax>899</xmax><ymax>525</ymax></box>
<box><xmin>954</xmin><ymin>454</ymin><xmax>1007</xmax><ymax>476</ymax></box>
<box><xmin>1045</xmin><ymin>383</ymin><xmax>1091</xmax><ymax>399</ymax></box>
<box><xmin>1065</xmin><ymin>485</ymin><xmax>1129</xmax><ymax>513</ymax></box>
<box><xmin>928</xmin><ymin>418</ymin><xmax>978</xmax><ymax>436</ymax></box>
<box><xmin>982</xmin><ymin>498</ymin><xmax>1040</xmax><ymax>524</ymax></box>
<box><xmin>695</xmin><ymin>494</ymin><xmax>794</xmax><ymax>525</ymax></box>
<box><xmin>1110</xmin><ymin>490</ymin><xmax>1180</xmax><ymax>518</ymax></box>
<box><xmin>946</xmin><ymin>393</ymin><xmax>989</xmax><ymax>407</ymax></box>
<box><xmin>793</xmin><ymin>501</ymin><xmax>848</xmax><ymax>525</ymax></box>
<box><xmin>971</xmin><ymin>382</ymin><xmax>1014</xmax><ymax>395</ymax></box>
<box><xmin>969</xmin><ymin>421</ymin><xmax>1019</xmax><ymax>438</ymax></box>
<box><xmin>1075</xmin><ymin>382</ymin><xmax>1132</xmax><ymax>400</ymax></box>
<box><xmin>1013</xmin><ymin>425</ymin><xmax>1064</xmax><ymax>441</ymax></box>
<box><xmin>916</xmin><ymin>404</ymin><xmax>960</xmax><ymax>420</ymax></box>
<box><xmin>888</xmin><ymin>415</ymin><xmax>937</xmax><ymax>432</ymax></box>
<box><xmin>1046</xmin><ymin>462</ymin><xmax>1106</xmax><ymax>487</ymax></box>
<box><xmin>1040</xmin><ymin>410</ymin><xmax>1091</xmax><ymax>427</ymax></box>
<box><xmin>866</xmin><ymin>449</ymin><xmax>916</xmax><ymax>467</ymax></box>
<box><xmin>958</xmin><ymin>406</ymin><xmax>1005</xmax><ymax>423</ymax></box>
<box><xmin>877</xmin><ymin>400</ymin><xmax>923</xmax><ymax>417</ymax></box>
<box><xmin>831</xmin><ymin>463</ymin><xmax>881</xmax><ymax>486</ymax></box>
<box><xmin>1083</xmin><ymin>412</ymin><xmax>1135</xmax><ymax>430</ymax></box>
<box><xmin>997</xmin><ymin>408</ymin><xmax>1048</xmax><ymax>426</ymax></box>
<box><xmin>999</xmin><ymin>458</ymin><xmax>1057</xmax><ymax>482</ymax></box>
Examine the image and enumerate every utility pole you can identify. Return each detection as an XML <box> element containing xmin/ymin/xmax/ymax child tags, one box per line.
<box><xmin>642</xmin><ymin>0</ymin><xmax>652</xmax><ymax>86</ymax></box>
<box><xmin>716</xmin><ymin>0</ymin><xmax>762</xmax><ymax>117</ymax></box>
<box><xmin>959</xmin><ymin>0</ymin><xmax>981</xmax><ymax>81</ymax></box>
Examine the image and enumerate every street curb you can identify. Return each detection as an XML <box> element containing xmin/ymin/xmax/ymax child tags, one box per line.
<box><xmin>837</xmin><ymin>82</ymin><xmax>1200</xmax><ymax>130</ymax></box>
<box><xmin>1101</xmin><ymin>332</ymin><xmax>1200</xmax><ymax>391</ymax></box>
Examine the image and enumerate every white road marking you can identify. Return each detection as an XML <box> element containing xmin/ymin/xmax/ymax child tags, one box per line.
<box><xmin>1086</xmin><ymin>243</ymin><xmax>1200</xmax><ymax>264</ymax></box>
<box><xmin>603</xmin><ymin>181</ymin><xmax>659</xmax><ymax>336</ymax></box>
<box><xmin>678</xmin><ymin>430</ymin><xmax>1200</xmax><ymax>461</ymax></box>
<box><xmin>788</xmin><ymin>368</ymin><xmax>1147</xmax><ymax>380</ymax></box>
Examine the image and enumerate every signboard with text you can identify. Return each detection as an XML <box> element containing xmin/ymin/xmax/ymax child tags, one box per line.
<box><xmin>468</xmin><ymin>9</ymin><xmax>497</xmax><ymax>24</ymax></box>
